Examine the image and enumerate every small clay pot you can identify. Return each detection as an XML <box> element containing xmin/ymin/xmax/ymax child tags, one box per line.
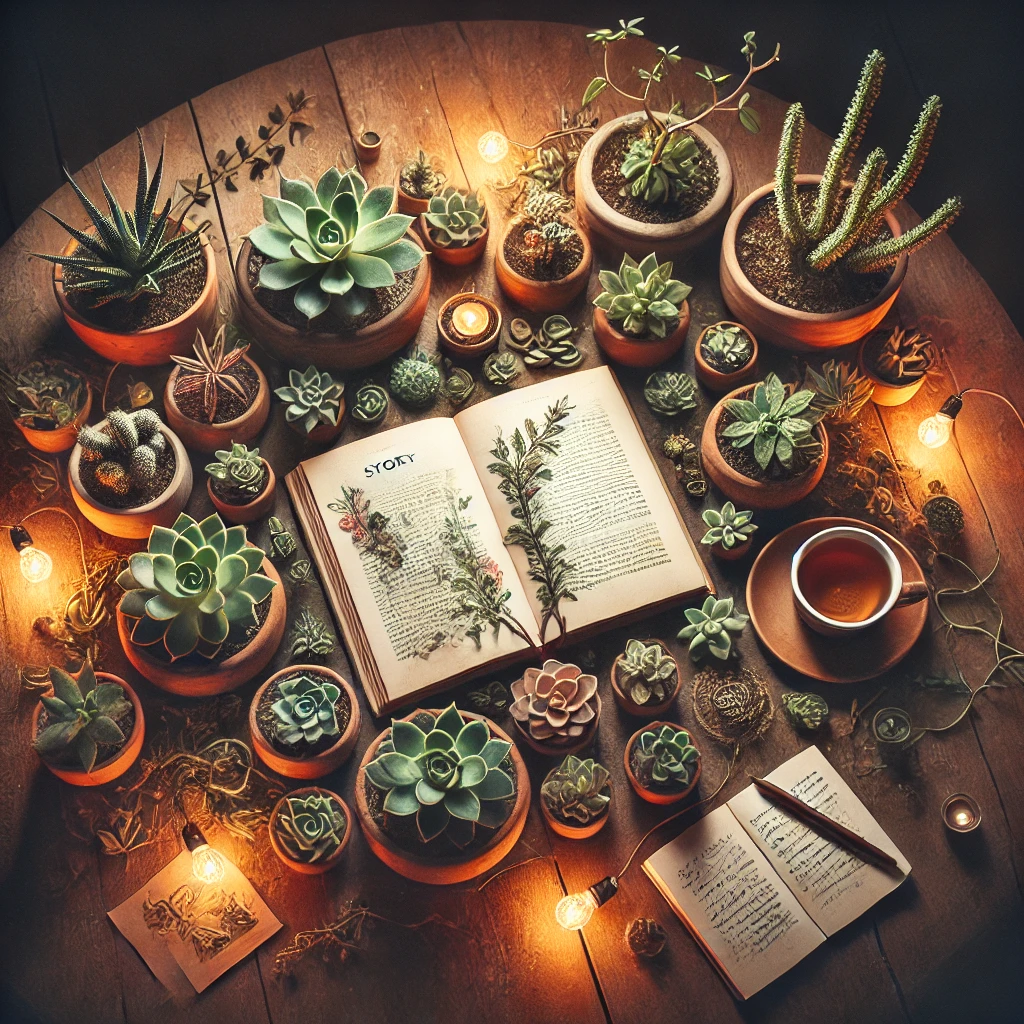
<box><xmin>419</xmin><ymin>214</ymin><xmax>489</xmax><ymax>266</ymax></box>
<box><xmin>291</xmin><ymin>401</ymin><xmax>346</xmax><ymax>445</ymax></box>
<box><xmin>609</xmin><ymin>641</ymin><xmax>682</xmax><ymax>718</ymax></box>
<box><xmin>33</xmin><ymin>672</ymin><xmax>144</xmax><ymax>787</ymax></box>
<box><xmin>164</xmin><ymin>355</ymin><xmax>270</xmax><ymax>453</ymax></box>
<box><xmin>207</xmin><ymin>459</ymin><xmax>277</xmax><ymax>524</ymax></box>
<box><xmin>13</xmin><ymin>383</ymin><xmax>92</xmax><ymax>453</ymax></box>
<box><xmin>694</xmin><ymin>322</ymin><xmax>759</xmax><ymax>393</ymax></box>
<box><xmin>704</xmin><ymin>537</ymin><xmax>752</xmax><ymax>562</ymax></box>
<box><xmin>593</xmin><ymin>305</ymin><xmax>691</xmax><ymax>368</ymax></box>
<box><xmin>540</xmin><ymin>793</ymin><xmax>610</xmax><ymax>840</ymax></box>
<box><xmin>857</xmin><ymin>340</ymin><xmax>926</xmax><ymax>407</ymax></box>
<box><xmin>624</xmin><ymin>722</ymin><xmax>702</xmax><ymax>806</ymax></box>
<box><xmin>397</xmin><ymin>175</ymin><xmax>432</xmax><ymax>216</ymax></box>
<box><xmin>355</xmin><ymin>130</ymin><xmax>382</xmax><ymax>164</ymax></box>
<box><xmin>249</xmin><ymin>666</ymin><xmax>361</xmax><ymax>780</ymax></box>
<box><xmin>436</xmin><ymin>292</ymin><xmax>501</xmax><ymax>359</ymax></box>
<box><xmin>269</xmin><ymin>787</ymin><xmax>353</xmax><ymax>874</ymax></box>
<box><xmin>495</xmin><ymin>216</ymin><xmax>592</xmax><ymax>314</ymax></box>
<box><xmin>511</xmin><ymin>693</ymin><xmax>603</xmax><ymax>758</ymax></box>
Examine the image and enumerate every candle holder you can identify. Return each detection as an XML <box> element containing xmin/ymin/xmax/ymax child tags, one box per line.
<box><xmin>355</xmin><ymin>129</ymin><xmax>382</xmax><ymax>164</ymax></box>
<box><xmin>437</xmin><ymin>292</ymin><xmax>501</xmax><ymax>358</ymax></box>
<box><xmin>941</xmin><ymin>793</ymin><xmax>981</xmax><ymax>833</ymax></box>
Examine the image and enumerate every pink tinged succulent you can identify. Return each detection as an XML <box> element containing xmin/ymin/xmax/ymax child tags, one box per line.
<box><xmin>510</xmin><ymin>659</ymin><xmax>598</xmax><ymax>740</ymax></box>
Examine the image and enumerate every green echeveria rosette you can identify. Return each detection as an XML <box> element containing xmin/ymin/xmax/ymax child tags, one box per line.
<box><xmin>351</xmin><ymin>383</ymin><xmax>389</xmax><ymax>424</ymax></box>
<box><xmin>277</xmin><ymin>791</ymin><xmax>347</xmax><ymax>862</ymax></box>
<box><xmin>593</xmin><ymin>253</ymin><xmax>692</xmax><ymax>339</ymax></box>
<box><xmin>678</xmin><ymin>595</ymin><xmax>749</xmax><ymax>662</ymax></box>
<box><xmin>272</xmin><ymin>674</ymin><xmax>341</xmax><ymax>746</ymax></box>
<box><xmin>635</xmin><ymin>724</ymin><xmax>700</xmax><ymax>789</ymax></box>
<box><xmin>274</xmin><ymin>365</ymin><xmax>344</xmax><ymax>434</ymax></box>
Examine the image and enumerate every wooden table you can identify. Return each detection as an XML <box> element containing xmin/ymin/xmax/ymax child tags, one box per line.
<box><xmin>1</xmin><ymin>21</ymin><xmax>1022</xmax><ymax>1024</ymax></box>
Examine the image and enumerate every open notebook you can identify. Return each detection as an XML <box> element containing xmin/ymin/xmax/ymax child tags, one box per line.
<box><xmin>644</xmin><ymin>745</ymin><xmax>911</xmax><ymax>1000</ymax></box>
<box><xmin>286</xmin><ymin>366</ymin><xmax>711</xmax><ymax>714</ymax></box>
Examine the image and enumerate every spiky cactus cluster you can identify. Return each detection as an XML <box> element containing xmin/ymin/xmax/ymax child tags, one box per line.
<box><xmin>774</xmin><ymin>50</ymin><xmax>961</xmax><ymax>275</ymax></box>
<box><xmin>77</xmin><ymin>408</ymin><xmax>166</xmax><ymax>496</ymax></box>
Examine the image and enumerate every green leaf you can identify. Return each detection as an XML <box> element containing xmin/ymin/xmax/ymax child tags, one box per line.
<box><xmin>49</xmin><ymin>667</ymin><xmax>83</xmax><ymax>708</ymax></box>
<box><xmin>458</xmin><ymin>754</ymin><xmax>488</xmax><ymax>788</ymax></box>
<box><xmin>434</xmin><ymin>704</ymin><xmax>466</xmax><ymax>742</ymax></box>
<box><xmin>384</xmin><ymin>784</ymin><xmax>420</xmax><ymax>816</ymax></box>
<box><xmin>582</xmin><ymin>76</ymin><xmax>609</xmax><ymax>107</ymax></box>
<box><xmin>479</xmin><ymin>737</ymin><xmax>512</xmax><ymax>768</ymax></box>
<box><xmin>416</xmin><ymin>801</ymin><xmax>450</xmax><ymax>842</ymax></box>
<box><xmin>455</xmin><ymin>719</ymin><xmax>488</xmax><ymax>758</ymax></box>
<box><xmin>346</xmin><ymin>252</ymin><xmax>396</xmax><ymax>289</ymax></box>
<box><xmin>86</xmin><ymin>714</ymin><xmax>125</xmax><ymax>745</ymax></box>
<box><xmin>472</xmin><ymin>768</ymin><xmax>515</xmax><ymax>800</ymax></box>
<box><xmin>352</xmin><ymin>213</ymin><xmax>412</xmax><ymax>253</ymax></box>
<box><xmin>391</xmin><ymin>720</ymin><xmax>427</xmax><ymax>757</ymax></box>
<box><xmin>258</xmin><ymin>257</ymin><xmax>318</xmax><ymax>290</ymax></box>
<box><xmin>375</xmin><ymin>751</ymin><xmax>423</xmax><ymax>785</ymax></box>
<box><xmin>444</xmin><ymin>787</ymin><xmax>481</xmax><ymax>822</ymax></box>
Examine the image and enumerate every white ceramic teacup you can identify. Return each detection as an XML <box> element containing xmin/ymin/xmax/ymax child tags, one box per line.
<box><xmin>791</xmin><ymin>526</ymin><xmax>928</xmax><ymax>637</ymax></box>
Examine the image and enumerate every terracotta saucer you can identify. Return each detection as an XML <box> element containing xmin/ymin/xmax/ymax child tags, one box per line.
<box><xmin>746</xmin><ymin>517</ymin><xmax>928</xmax><ymax>683</ymax></box>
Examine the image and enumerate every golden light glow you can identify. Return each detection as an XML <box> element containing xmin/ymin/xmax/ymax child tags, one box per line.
<box><xmin>954</xmin><ymin>809</ymin><xmax>972</xmax><ymax>827</ymax></box>
<box><xmin>20</xmin><ymin>545</ymin><xmax>53</xmax><ymax>584</ymax></box>
<box><xmin>555</xmin><ymin>890</ymin><xmax>598</xmax><ymax>930</ymax></box>
<box><xmin>191</xmin><ymin>843</ymin><xmax>226</xmax><ymax>884</ymax></box>
<box><xmin>918</xmin><ymin>412</ymin><xmax>953</xmax><ymax>448</ymax></box>
<box><xmin>451</xmin><ymin>300</ymin><xmax>489</xmax><ymax>339</ymax></box>
<box><xmin>477</xmin><ymin>131</ymin><xmax>509</xmax><ymax>165</ymax></box>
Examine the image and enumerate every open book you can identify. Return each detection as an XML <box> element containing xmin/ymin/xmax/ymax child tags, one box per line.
<box><xmin>286</xmin><ymin>366</ymin><xmax>711</xmax><ymax>715</ymax></box>
<box><xmin>644</xmin><ymin>745</ymin><xmax>911</xmax><ymax>1000</ymax></box>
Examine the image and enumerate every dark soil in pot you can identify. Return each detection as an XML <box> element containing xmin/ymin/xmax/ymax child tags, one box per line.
<box><xmin>502</xmin><ymin>220</ymin><xmax>583</xmax><ymax>282</ymax></box>
<box><xmin>173</xmin><ymin>361</ymin><xmax>260</xmax><ymax>423</ymax></box>
<box><xmin>210</xmin><ymin>466</ymin><xmax>270</xmax><ymax>506</ymax></box>
<box><xmin>715</xmin><ymin>405</ymin><xmax>822</xmax><ymax>484</ymax></box>
<box><xmin>36</xmin><ymin>698</ymin><xmax>135</xmax><ymax>770</ymax></box>
<box><xmin>860</xmin><ymin>330</ymin><xmax>916</xmax><ymax>385</ymax></box>
<box><xmin>78</xmin><ymin>427</ymin><xmax>176</xmax><ymax>509</ymax></box>
<box><xmin>255</xmin><ymin>670</ymin><xmax>352</xmax><ymax>757</ymax></box>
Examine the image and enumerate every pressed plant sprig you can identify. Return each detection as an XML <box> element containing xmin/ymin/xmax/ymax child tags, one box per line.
<box><xmin>171</xmin><ymin>326</ymin><xmax>253</xmax><ymax>423</ymax></box>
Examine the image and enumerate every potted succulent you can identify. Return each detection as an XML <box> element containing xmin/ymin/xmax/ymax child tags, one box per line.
<box><xmin>419</xmin><ymin>188</ymin><xmax>489</xmax><ymax>265</ymax></box>
<box><xmin>677</xmin><ymin>596</ymin><xmax>749</xmax><ymax>662</ymax></box>
<box><xmin>236</xmin><ymin>166</ymin><xmax>430</xmax><ymax>371</ymax></box>
<box><xmin>36</xmin><ymin>131</ymin><xmax>217</xmax><ymax>366</ymax></box>
<box><xmin>115</xmin><ymin>512</ymin><xmax>285</xmax><ymax>695</ymax></box>
<box><xmin>2</xmin><ymin>360</ymin><xmax>92</xmax><ymax>452</ymax></box>
<box><xmin>355</xmin><ymin>704</ymin><xmax>530</xmax><ymax>884</ymax></box>
<box><xmin>509</xmin><ymin>659</ymin><xmax>601</xmax><ymax>756</ymax></box>
<box><xmin>701</xmin><ymin>372</ymin><xmax>828</xmax><ymax>509</ymax></box>
<box><xmin>164</xmin><ymin>326</ymin><xmax>269</xmax><ymax>453</ymax></box>
<box><xmin>397</xmin><ymin>150</ymin><xmax>446</xmax><ymax>215</ymax></box>
<box><xmin>700</xmin><ymin>502</ymin><xmax>757</xmax><ymax>561</ymax></box>
<box><xmin>68</xmin><ymin>408</ymin><xmax>192</xmax><ymax>539</ymax></box>
<box><xmin>859</xmin><ymin>325</ymin><xmax>935</xmax><ymax>406</ymax></box>
<box><xmin>540</xmin><ymin>755</ymin><xmax>612</xmax><ymax>839</ymax></box>
<box><xmin>32</xmin><ymin>659</ymin><xmax>144</xmax><ymax>787</ymax></box>
<box><xmin>624</xmin><ymin>722</ymin><xmax>702</xmax><ymax>805</ymax></box>
<box><xmin>610</xmin><ymin>639</ymin><xmax>682</xmax><ymax>718</ymax></box>
<box><xmin>495</xmin><ymin>185</ymin><xmax>592</xmax><ymax>313</ymax></box>
<box><xmin>720</xmin><ymin>50</ymin><xmax>962</xmax><ymax>350</ymax></box>
<box><xmin>274</xmin><ymin>365</ymin><xmax>346</xmax><ymax>443</ymax></box>
<box><xmin>249</xmin><ymin>665</ymin><xmax>360</xmax><ymax>779</ymax></box>
<box><xmin>269</xmin><ymin>787</ymin><xmax>353</xmax><ymax>874</ymax></box>
<box><xmin>694</xmin><ymin>321</ymin><xmax>759</xmax><ymax>392</ymax></box>
<box><xmin>205</xmin><ymin>443</ymin><xmax>276</xmax><ymax>524</ymax></box>
<box><xmin>593</xmin><ymin>253</ymin><xmax>692</xmax><ymax>367</ymax></box>
<box><xmin>575</xmin><ymin>20</ymin><xmax>778</xmax><ymax>261</ymax></box>
<box><xmin>806</xmin><ymin>359</ymin><xmax>875</xmax><ymax>423</ymax></box>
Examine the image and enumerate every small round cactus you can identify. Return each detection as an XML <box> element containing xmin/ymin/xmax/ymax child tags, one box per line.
<box><xmin>77</xmin><ymin>407</ymin><xmax>168</xmax><ymax>498</ymax></box>
<box><xmin>389</xmin><ymin>349</ymin><xmax>441</xmax><ymax>409</ymax></box>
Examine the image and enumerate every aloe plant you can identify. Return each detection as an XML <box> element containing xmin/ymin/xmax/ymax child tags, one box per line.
<box><xmin>594</xmin><ymin>253</ymin><xmax>691</xmax><ymax>338</ymax></box>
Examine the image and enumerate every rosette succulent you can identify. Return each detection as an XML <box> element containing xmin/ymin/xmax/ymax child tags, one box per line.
<box><xmin>274</xmin><ymin>365</ymin><xmax>345</xmax><ymax>434</ymax></box>
<box><xmin>271</xmin><ymin>673</ymin><xmax>341</xmax><ymax>746</ymax></box>
<box><xmin>116</xmin><ymin>512</ymin><xmax>276</xmax><ymax>660</ymax></box>
<box><xmin>250</xmin><ymin>166</ymin><xmax>423</xmax><ymax>319</ymax></box>
<box><xmin>633</xmin><ymin>724</ymin><xmax>700</xmax><ymax>789</ymax></box>
<box><xmin>205</xmin><ymin>443</ymin><xmax>265</xmax><ymax>495</ymax></box>
<box><xmin>77</xmin><ymin>407</ymin><xmax>167</xmax><ymax>498</ymax></box>
<box><xmin>510</xmin><ymin>659</ymin><xmax>599</xmax><ymax>743</ymax></box>
<box><xmin>677</xmin><ymin>596</ymin><xmax>749</xmax><ymax>662</ymax></box>
<box><xmin>702</xmin><ymin>323</ymin><xmax>753</xmax><ymax>371</ymax></box>
<box><xmin>364</xmin><ymin>704</ymin><xmax>516</xmax><ymax>847</ymax></box>
<box><xmin>617</xmin><ymin>640</ymin><xmax>677</xmax><ymax>706</ymax></box>
<box><xmin>643</xmin><ymin>371</ymin><xmax>697</xmax><ymax>416</ymax></box>
<box><xmin>276</xmin><ymin>790</ymin><xmax>347</xmax><ymax>863</ymax></box>
<box><xmin>700</xmin><ymin>502</ymin><xmax>757</xmax><ymax>550</ymax></box>
<box><xmin>620</xmin><ymin>128</ymin><xmax>700</xmax><ymax>205</ymax></box>
<box><xmin>541</xmin><ymin>755</ymin><xmax>611</xmax><ymax>825</ymax></box>
<box><xmin>594</xmin><ymin>253</ymin><xmax>691</xmax><ymax>339</ymax></box>
<box><xmin>424</xmin><ymin>188</ymin><xmax>487</xmax><ymax>247</ymax></box>
<box><xmin>351</xmin><ymin>383</ymin><xmax>389</xmax><ymax>424</ymax></box>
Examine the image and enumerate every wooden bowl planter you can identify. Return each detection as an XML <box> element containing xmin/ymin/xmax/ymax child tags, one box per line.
<box><xmin>33</xmin><ymin>672</ymin><xmax>144</xmax><ymax>787</ymax></box>
<box><xmin>694</xmin><ymin>322</ymin><xmax>760</xmax><ymax>393</ymax></box>
<box><xmin>610</xmin><ymin>641</ymin><xmax>682</xmax><ymax>719</ymax></box>
<box><xmin>574</xmin><ymin>114</ymin><xmax>733</xmax><ymax>262</ymax></box>
<box><xmin>163</xmin><ymin>355</ymin><xmax>270</xmax><ymax>453</ymax></box>
<box><xmin>495</xmin><ymin>216</ymin><xmax>592</xmax><ymax>314</ymax></box>
<box><xmin>115</xmin><ymin>556</ymin><xmax>286</xmax><ymax>696</ymax></box>
<box><xmin>268</xmin><ymin>787</ymin><xmax>353</xmax><ymax>874</ymax></box>
<box><xmin>540</xmin><ymin>792</ymin><xmax>610</xmax><ymax>840</ymax></box>
<box><xmin>355</xmin><ymin>708</ymin><xmax>530</xmax><ymax>885</ymax></box>
<box><xmin>249</xmin><ymin>666</ymin><xmax>360</xmax><ymax>780</ymax></box>
<box><xmin>53</xmin><ymin>228</ymin><xmax>218</xmax><ymax>366</ymax></box>
<box><xmin>719</xmin><ymin>175</ymin><xmax>907</xmax><ymax>351</ymax></box>
<box><xmin>593</xmin><ymin>304</ymin><xmax>691</xmax><ymax>368</ymax></box>
<box><xmin>624</xmin><ymin>723</ymin><xmax>702</xmax><ymax>806</ymax></box>
<box><xmin>418</xmin><ymin>214</ymin><xmax>489</xmax><ymax>266</ymax></box>
<box><xmin>68</xmin><ymin>422</ymin><xmax>192</xmax><ymax>539</ymax></box>
<box><xmin>207</xmin><ymin>459</ymin><xmax>277</xmax><ymax>525</ymax></box>
<box><xmin>701</xmin><ymin>384</ymin><xmax>829</xmax><ymax>510</ymax></box>
<box><xmin>857</xmin><ymin>335</ymin><xmax>926</xmax><ymax>407</ymax></box>
<box><xmin>233</xmin><ymin>235</ymin><xmax>431</xmax><ymax>372</ymax></box>
<box><xmin>13</xmin><ymin>383</ymin><xmax>92</xmax><ymax>453</ymax></box>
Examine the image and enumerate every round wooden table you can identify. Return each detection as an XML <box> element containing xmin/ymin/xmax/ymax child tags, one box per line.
<box><xmin>1</xmin><ymin>22</ymin><xmax>1022</xmax><ymax>1024</ymax></box>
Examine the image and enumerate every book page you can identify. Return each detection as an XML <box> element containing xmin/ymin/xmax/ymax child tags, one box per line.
<box><xmin>455</xmin><ymin>366</ymin><xmax>708</xmax><ymax>642</ymax></box>
<box><xmin>644</xmin><ymin>804</ymin><xmax>825</xmax><ymax>1000</ymax></box>
<box><xmin>297</xmin><ymin>419</ymin><xmax>540</xmax><ymax>703</ymax></box>
<box><xmin>728</xmin><ymin>746</ymin><xmax>910</xmax><ymax>937</ymax></box>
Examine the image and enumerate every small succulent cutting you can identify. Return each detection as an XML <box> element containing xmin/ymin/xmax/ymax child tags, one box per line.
<box><xmin>644</xmin><ymin>371</ymin><xmax>697</xmax><ymax>416</ymax></box>
<box><xmin>276</xmin><ymin>790</ymin><xmax>347</xmax><ymax>863</ymax></box>
<box><xmin>77</xmin><ymin>408</ymin><xmax>167</xmax><ymax>498</ymax></box>
<box><xmin>399</xmin><ymin>150</ymin><xmax>446</xmax><ymax>200</ymax></box>
<box><xmin>483</xmin><ymin>351</ymin><xmax>520</xmax><ymax>387</ymax></box>
<box><xmin>510</xmin><ymin>660</ymin><xmax>599</xmax><ymax>744</ymax></box>
<box><xmin>781</xmin><ymin>692</ymin><xmax>829</xmax><ymax>731</ymax></box>
<box><xmin>700</xmin><ymin>502</ymin><xmax>757</xmax><ymax>550</ymax></box>
<box><xmin>617</xmin><ymin>639</ymin><xmax>678</xmax><ymax>706</ymax></box>
<box><xmin>541</xmin><ymin>755</ymin><xmax>611</xmax><ymax>825</ymax></box>
<box><xmin>290</xmin><ymin>609</ymin><xmax>336</xmax><ymax>657</ymax></box>
<box><xmin>621</xmin><ymin>127</ymin><xmax>699</xmax><ymax>205</ymax></box>
<box><xmin>205</xmin><ymin>443</ymin><xmax>265</xmax><ymax>495</ymax></box>
<box><xmin>869</xmin><ymin>326</ymin><xmax>935</xmax><ymax>383</ymax></box>
<box><xmin>350</xmin><ymin>383</ymin><xmax>389</xmax><ymax>424</ymax></box>
<box><xmin>364</xmin><ymin>704</ymin><xmax>516</xmax><ymax>847</ymax></box>
<box><xmin>678</xmin><ymin>596</ymin><xmax>749</xmax><ymax>661</ymax></box>
<box><xmin>274</xmin><ymin>365</ymin><xmax>344</xmax><ymax>434</ymax></box>
<box><xmin>272</xmin><ymin>672</ymin><xmax>341</xmax><ymax>746</ymax></box>
<box><xmin>594</xmin><ymin>253</ymin><xmax>691</xmax><ymax>339</ymax></box>
<box><xmin>807</xmin><ymin>359</ymin><xmax>874</xmax><ymax>421</ymax></box>
<box><xmin>2</xmin><ymin>360</ymin><xmax>86</xmax><ymax>429</ymax></box>
<box><xmin>389</xmin><ymin>349</ymin><xmax>441</xmax><ymax>409</ymax></box>
<box><xmin>424</xmin><ymin>188</ymin><xmax>487</xmax><ymax>247</ymax></box>
<box><xmin>701</xmin><ymin>323</ymin><xmax>753</xmax><ymax>372</ymax></box>
<box><xmin>171</xmin><ymin>325</ymin><xmax>253</xmax><ymax>423</ymax></box>
<box><xmin>633</xmin><ymin>724</ymin><xmax>700</xmax><ymax>790</ymax></box>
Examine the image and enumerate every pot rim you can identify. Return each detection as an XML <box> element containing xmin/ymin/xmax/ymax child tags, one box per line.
<box><xmin>268</xmin><ymin>786</ymin><xmax>352</xmax><ymax>869</ymax></box>
<box><xmin>496</xmin><ymin>214</ymin><xmax>592</xmax><ymax>291</ymax></box>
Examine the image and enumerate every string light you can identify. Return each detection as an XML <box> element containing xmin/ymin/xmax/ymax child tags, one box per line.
<box><xmin>9</xmin><ymin>525</ymin><xmax>53</xmax><ymax>583</ymax></box>
<box><xmin>477</xmin><ymin>131</ymin><xmax>510</xmax><ymax>164</ymax></box>
<box><xmin>918</xmin><ymin>389</ymin><xmax>1024</xmax><ymax>450</ymax></box>
<box><xmin>555</xmin><ymin>877</ymin><xmax>618</xmax><ymax>930</ymax></box>
<box><xmin>182</xmin><ymin>822</ymin><xmax>225</xmax><ymax>884</ymax></box>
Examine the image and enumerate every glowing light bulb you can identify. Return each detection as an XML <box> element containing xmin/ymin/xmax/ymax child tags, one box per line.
<box><xmin>918</xmin><ymin>412</ymin><xmax>953</xmax><ymax>449</ymax></box>
<box><xmin>556</xmin><ymin>890</ymin><xmax>598</xmax><ymax>930</ymax></box>
<box><xmin>20</xmin><ymin>545</ymin><xmax>53</xmax><ymax>583</ymax></box>
<box><xmin>478</xmin><ymin>131</ymin><xmax>509</xmax><ymax>164</ymax></box>
<box><xmin>182</xmin><ymin>822</ymin><xmax>225</xmax><ymax>884</ymax></box>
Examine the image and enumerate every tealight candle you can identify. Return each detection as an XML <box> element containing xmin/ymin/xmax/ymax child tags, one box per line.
<box><xmin>437</xmin><ymin>292</ymin><xmax>501</xmax><ymax>357</ymax></box>
<box><xmin>941</xmin><ymin>793</ymin><xmax>981</xmax><ymax>833</ymax></box>
<box><xmin>451</xmin><ymin>301</ymin><xmax>490</xmax><ymax>340</ymax></box>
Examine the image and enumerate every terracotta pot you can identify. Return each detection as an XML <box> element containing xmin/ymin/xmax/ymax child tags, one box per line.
<box><xmin>436</xmin><ymin>292</ymin><xmax>501</xmax><ymax>359</ymax></box>
<box><xmin>13</xmin><ymin>383</ymin><xmax>92</xmax><ymax>453</ymax></box>
<box><xmin>593</xmin><ymin>304</ymin><xmax>690</xmax><ymax>368</ymax></box>
<box><xmin>418</xmin><ymin>214</ymin><xmax>488</xmax><ymax>266</ymax></box>
<box><xmin>701</xmin><ymin>384</ymin><xmax>829</xmax><ymax>510</ymax></box>
<box><xmin>857</xmin><ymin>340</ymin><xmax>925</xmax><ymax>407</ymax></box>
<box><xmin>249</xmin><ymin>666</ymin><xmax>360</xmax><ymax>780</ymax></box>
<box><xmin>293</xmin><ymin>401</ymin><xmax>347</xmax><ymax>445</ymax></box>
<box><xmin>207</xmin><ymin>459</ymin><xmax>277</xmax><ymax>524</ymax></box>
<box><xmin>624</xmin><ymin>722</ymin><xmax>702</xmax><ymax>806</ymax></box>
<box><xmin>706</xmin><ymin>538</ymin><xmax>752</xmax><ymax>562</ymax></box>
<box><xmin>234</xmin><ymin>234</ymin><xmax>431</xmax><ymax>372</ymax></box>
<box><xmin>355</xmin><ymin>131</ymin><xmax>382</xmax><ymax>164</ymax></box>
<box><xmin>495</xmin><ymin>216</ymin><xmax>592</xmax><ymax>314</ymax></box>
<box><xmin>540</xmin><ymin>794</ymin><xmax>610</xmax><ymax>840</ymax></box>
<box><xmin>397</xmin><ymin>177</ymin><xmax>432</xmax><ymax>216</ymax></box>
<box><xmin>511</xmin><ymin>693</ymin><xmax>602</xmax><ymax>757</ymax></box>
<box><xmin>33</xmin><ymin>672</ymin><xmax>144</xmax><ymax>787</ymax></box>
<box><xmin>355</xmin><ymin>708</ymin><xmax>530</xmax><ymax>885</ymax></box>
<box><xmin>115</xmin><ymin>556</ymin><xmax>286</xmax><ymax>695</ymax></box>
<box><xmin>719</xmin><ymin>175</ymin><xmax>907</xmax><ymax>351</ymax></box>
<box><xmin>268</xmin><ymin>787</ymin><xmax>353</xmax><ymax>874</ymax></box>
<box><xmin>164</xmin><ymin>355</ymin><xmax>270</xmax><ymax>453</ymax></box>
<box><xmin>52</xmin><ymin>226</ymin><xmax>218</xmax><ymax>366</ymax></box>
<box><xmin>68</xmin><ymin>422</ymin><xmax>192</xmax><ymax>539</ymax></box>
<box><xmin>609</xmin><ymin>641</ymin><xmax>682</xmax><ymax>718</ymax></box>
<box><xmin>574</xmin><ymin>114</ymin><xmax>733</xmax><ymax>262</ymax></box>
<box><xmin>694</xmin><ymin>322</ymin><xmax>759</xmax><ymax>393</ymax></box>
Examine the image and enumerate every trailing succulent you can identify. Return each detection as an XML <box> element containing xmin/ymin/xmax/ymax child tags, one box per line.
<box><xmin>633</xmin><ymin>723</ymin><xmax>700</xmax><ymax>790</ymax></box>
<box><xmin>34</xmin><ymin>130</ymin><xmax>203</xmax><ymax>305</ymax></box>
<box><xmin>541</xmin><ymin>755</ymin><xmax>611</xmax><ymax>825</ymax></box>
<box><xmin>702</xmin><ymin>323</ymin><xmax>753</xmax><ymax>371</ymax></box>
<box><xmin>621</xmin><ymin>126</ymin><xmax>700</xmax><ymax>205</ymax></box>
<box><xmin>171</xmin><ymin>325</ymin><xmax>253</xmax><ymax>423</ymax></box>
<box><xmin>276</xmin><ymin>790</ymin><xmax>347</xmax><ymax>863</ymax></box>
<box><xmin>774</xmin><ymin>49</ymin><xmax>961</xmax><ymax>275</ymax></box>
<box><xmin>617</xmin><ymin>639</ymin><xmax>677</xmax><ymax>706</ymax></box>
<box><xmin>424</xmin><ymin>188</ymin><xmax>487</xmax><ymax>247</ymax></box>
<box><xmin>869</xmin><ymin>325</ymin><xmax>934</xmax><ymax>382</ymax></box>
<box><xmin>34</xmin><ymin>659</ymin><xmax>130</xmax><ymax>773</ymax></box>
<box><xmin>364</xmin><ymin>704</ymin><xmax>516</xmax><ymax>847</ymax></box>
<box><xmin>77</xmin><ymin>408</ymin><xmax>167</xmax><ymax>498</ymax></box>
<box><xmin>700</xmin><ymin>502</ymin><xmax>757</xmax><ymax>550</ymax></box>
<box><xmin>807</xmin><ymin>359</ymin><xmax>874</xmax><ymax>421</ymax></box>
<box><xmin>678</xmin><ymin>596</ymin><xmax>749</xmax><ymax>661</ymax></box>
<box><xmin>399</xmin><ymin>150</ymin><xmax>446</xmax><ymax>200</ymax></box>
<box><xmin>272</xmin><ymin>672</ymin><xmax>341</xmax><ymax>747</ymax></box>
<box><xmin>205</xmin><ymin>443</ymin><xmax>265</xmax><ymax>495</ymax></box>
<box><xmin>510</xmin><ymin>660</ymin><xmax>599</xmax><ymax>743</ymax></box>
<box><xmin>2</xmin><ymin>359</ymin><xmax>86</xmax><ymax>429</ymax></box>
<box><xmin>250</xmin><ymin>166</ymin><xmax>423</xmax><ymax>320</ymax></box>
<box><xmin>117</xmin><ymin>512</ymin><xmax>276</xmax><ymax>660</ymax></box>
<box><xmin>644</xmin><ymin>371</ymin><xmax>697</xmax><ymax>416</ymax></box>
<box><xmin>594</xmin><ymin>253</ymin><xmax>691</xmax><ymax>339</ymax></box>
<box><xmin>274</xmin><ymin>365</ymin><xmax>344</xmax><ymax>434</ymax></box>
